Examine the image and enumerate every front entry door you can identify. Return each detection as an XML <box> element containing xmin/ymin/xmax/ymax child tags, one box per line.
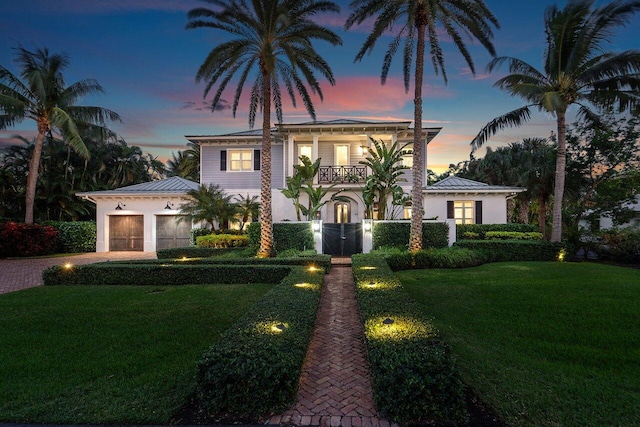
<box><xmin>322</xmin><ymin>223</ymin><xmax>362</xmax><ymax>256</ymax></box>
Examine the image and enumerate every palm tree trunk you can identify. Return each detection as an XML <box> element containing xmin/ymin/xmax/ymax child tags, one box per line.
<box><xmin>257</xmin><ymin>73</ymin><xmax>275</xmax><ymax>258</ymax></box>
<box><xmin>551</xmin><ymin>111</ymin><xmax>567</xmax><ymax>243</ymax></box>
<box><xmin>409</xmin><ymin>21</ymin><xmax>427</xmax><ymax>252</ymax></box>
<box><xmin>24</xmin><ymin>127</ymin><xmax>47</xmax><ymax>224</ymax></box>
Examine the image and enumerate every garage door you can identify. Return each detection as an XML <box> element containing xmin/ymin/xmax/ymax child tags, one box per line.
<box><xmin>156</xmin><ymin>215</ymin><xmax>191</xmax><ymax>250</ymax></box>
<box><xmin>109</xmin><ymin>215</ymin><xmax>144</xmax><ymax>251</ymax></box>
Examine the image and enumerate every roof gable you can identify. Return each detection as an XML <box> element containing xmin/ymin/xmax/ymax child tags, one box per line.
<box><xmin>77</xmin><ymin>176</ymin><xmax>199</xmax><ymax>197</ymax></box>
<box><xmin>426</xmin><ymin>176</ymin><xmax>525</xmax><ymax>193</ymax></box>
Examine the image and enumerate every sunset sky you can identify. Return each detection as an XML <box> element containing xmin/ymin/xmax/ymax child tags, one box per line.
<box><xmin>1</xmin><ymin>0</ymin><xmax>638</xmax><ymax>173</ymax></box>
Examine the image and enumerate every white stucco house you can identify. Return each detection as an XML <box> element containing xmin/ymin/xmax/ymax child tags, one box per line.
<box><xmin>78</xmin><ymin>119</ymin><xmax>525</xmax><ymax>253</ymax></box>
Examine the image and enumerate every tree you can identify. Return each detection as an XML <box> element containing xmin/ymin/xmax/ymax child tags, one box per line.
<box><xmin>471</xmin><ymin>0</ymin><xmax>640</xmax><ymax>242</ymax></box>
<box><xmin>186</xmin><ymin>0</ymin><xmax>342</xmax><ymax>257</ymax></box>
<box><xmin>345</xmin><ymin>0</ymin><xmax>498</xmax><ymax>252</ymax></box>
<box><xmin>179</xmin><ymin>184</ymin><xmax>236</xmax><ymax>231</ymax></box>
<box><xmin>235</xmin><ymin>193</ymin><xmax>260</xmax><ymax>231</ymax></box>
<box><xmin>167</xmin><ymin>141</ymin><xmax>200</xmax><ymax>182</ymax></box>
<box><xmin>359</xmin><ymin>138</ymin><xmax>410</xmax><ymax>220</ymax></box>
<box><xmin>0</xmin><ymin>46</ymin><xmax>121</xmax><ymax>223</ymax></box>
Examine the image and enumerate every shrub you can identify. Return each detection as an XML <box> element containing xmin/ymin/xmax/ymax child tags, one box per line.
<box><xmin>352</xmin><ymin>254</ymin><xmax>466</xmax><ymax>424</ymax></box>
<box><xmin>190</xmin><ymin>227</ymin><xmax>212</xmax><ymax>246</ymax></box>
<box><xmin>456</xmin><ymin>223</ymin><xmax>537</xmax><ymax>240</ymax></box>
<box><xmin>0</xmin><ymin>222</ymin><xmax>59</xmax><ymax>258</ymax></box>
<box><xmin>485</xmin><ymin>231</ymin><xmax>543</xmax><ymax>240</ymax></box>
<box><xmin>372</xmin><ymin>222</ymin><xmax>449</xmax><ymax>250</ymax></box>
<box><xmin>247</xmin><ymin>222</ymin><xmax>315</xmax><ymax>253</ymax></box>
<box><xmin>157</xmin><ymin>247</ymin><xmax>249</xmax><ymax>259</ymax></box>
<box><xmin>378</xmin><ymin>247</ymin><xmax>489</xmax><ymax>271</ymax></box>
<box><xmin>595</xmin><ymin>227</ymin><xmax>640</xmax><ymax>264</ymax></box>
<box><xmin>455</xmin><ymin>239</ymin><xmax>564</xmax><ymax>262</ymax></box>
<box><xmin>44</xmin><ymin>221</ymin><xmax>96</xmax><ymax>253</ymax></box>
<box><xmin>196</xmin><ymin>266</ymin><xmax>323</xmax><ymax>420</ymax></box>
<box><xmin>196</xmin><ymin>234</ymin><xmax>249</xmax><ymax>248</ymax></box>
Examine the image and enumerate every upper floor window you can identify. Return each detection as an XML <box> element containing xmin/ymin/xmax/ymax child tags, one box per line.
<box><xmin>334</xmin><ymin>144</ymin><xmax>349</xmax><ymax>166</ymax></box>
<box><xmin>230</xmin><ymin>150</ymin><xmax>253</xmax><ymax>171</ymax></box>
<box><xmin>298</xmin><ymin>144</ymin><xmax>312</xmax><ymax>164</ymax></box>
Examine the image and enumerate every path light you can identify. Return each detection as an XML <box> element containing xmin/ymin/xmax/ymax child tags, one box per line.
<box><xmin>272</xmin><ymin>323</ymin><xmax>287</xmax><ymax>333</ymax></box>
<box><xmin>63</xmin><ymin>262</ymin><xmax>73</xmax><ymax>270</ymax></box>
<box><xmin>367</xmin><ymin>281</ymin><xmax>376</xmax><ymax>288</ymax></box>
<box><xmin>308</xmin><ymin>265</ymin><xmax>319</xmax><ymax>272</ymax></box>
<box><xmin>360</xmin><ymin>266</ymin><xmax>377</xmax><ymax>270</ymax></box>
<box><xmin>382</xmin><ymin>317</ymin><xmax>394</xmax><ymax>325</ymax></box>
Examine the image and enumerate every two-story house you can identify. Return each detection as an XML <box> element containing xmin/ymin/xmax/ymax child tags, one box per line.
<box><xmin>79</xmin><ymin>119</ymin><xmax>525</xmax><ymax>252</ymax></box>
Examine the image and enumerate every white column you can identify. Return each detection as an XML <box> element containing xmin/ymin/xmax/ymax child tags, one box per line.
<box><xmin>312</xmin><ymin>134</ymin><xmax>319</xmax><ymax>184</ymax></box>
<box><xmin>287</xmin><ymin>134</ymin><xmax>294</xmax><ymax>179</ymax></box>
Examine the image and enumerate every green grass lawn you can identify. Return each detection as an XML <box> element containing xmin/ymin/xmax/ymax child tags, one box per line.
<box><xmin>0</xmin><ymin>283</ymin><xmax>273</xmax><ymax>424</ymax></box>
<box><xmin>397</xmin><ymin>262</ymin><xmax>640</xmax><ymax>427</ymax></box>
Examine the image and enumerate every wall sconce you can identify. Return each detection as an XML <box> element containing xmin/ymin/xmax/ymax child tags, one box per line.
<box><xmin>164</xmin><ymin>201</ymin><xmax>174</xmax><ymax>210</ymax></box>
<box><xmin>359</xmin><ymin>145</ymin><xmax>368</xmax><ymax>156</ymax></box>
<box><xmin>312</xmin><ymin>219</ymin><xmax>321</xmax><ymax>232</ymax></box>
<box><xmin>363</xmin><ymin>219</ymin><xmax>373</xmax><ymax>232</ymax></box>
<box><xmin>115</xmin><ymin>201</ymin><xmax>125</xmax><ymax>210</ymax></box>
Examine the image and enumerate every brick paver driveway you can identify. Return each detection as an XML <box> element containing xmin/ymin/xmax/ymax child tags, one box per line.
<box><xmin>0</xmin><ymin>252</ymin><xmax>156</xmax><ymax>295</ymax></box>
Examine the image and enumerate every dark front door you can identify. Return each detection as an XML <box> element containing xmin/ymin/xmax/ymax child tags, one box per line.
<box><xmin>322</xmin><ymin>223</ymin><xmax>362</xmax><ymax>256</ymax></box>
<box><xmin>156</xmin><ymin>215</ymin><xmax>191</xmax><ymax>250</ymax></box>
<box><xmin>109</xmin><ymin>215</ymin><xmax>144</xmax><ymax>251</ymax></box>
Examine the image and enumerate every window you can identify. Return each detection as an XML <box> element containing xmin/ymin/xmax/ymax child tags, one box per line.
<box><xmin>453</xmin><ymin>201</ymin><xmax>474</xmax><ymax>224</ymax></box>
<box><xmin>334</xmin><ymin>144</ymin><xmax>349</xmax><ymax>166</ymax></box>
<box><xmin>298</xmin><ymin>144</ymin><xmax>312</xmax><ymax>163</ymax></box>
<box><xmin>229</xmin><ymin>150</ymin><xmax>253</xmax><ymax>171</ymax></box>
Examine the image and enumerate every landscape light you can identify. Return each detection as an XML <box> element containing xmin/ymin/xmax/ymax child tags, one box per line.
<box><xmin>383</xmin><ymin>317</ymin><xmax>394</xmax><ymax>325</ymax></box>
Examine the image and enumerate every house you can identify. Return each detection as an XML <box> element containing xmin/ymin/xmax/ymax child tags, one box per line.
<box><xmin>78</xmin><ymin>119</ymin><xmax>525</xmax><ymax>253</ymax></box>
<box><xmin>596</xmin><ymin>195</ymin><xmax>640</xmax><ymax>229</ymax></box>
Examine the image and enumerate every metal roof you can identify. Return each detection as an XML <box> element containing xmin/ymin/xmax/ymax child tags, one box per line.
<box><xmin>425</xmin><ymin>176</ymin><xmax>525</xmax><ymax>193</ymax></box>
<box><xmin>76</xmin><ymin>176</ymin><xmax>199</xmax><ymax>197</ymax></box>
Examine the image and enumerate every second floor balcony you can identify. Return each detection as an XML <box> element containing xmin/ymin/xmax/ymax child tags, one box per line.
<box><xmin>318</xmin><ymin>165</ymin><xmax>367</xmax><ymax>184</ymax></box>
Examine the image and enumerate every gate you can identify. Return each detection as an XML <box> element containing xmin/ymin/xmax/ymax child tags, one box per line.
<box><xmin>322</xmin><ymin>223</ymin><xmax>362</xmax><ymax>256</ymax></box>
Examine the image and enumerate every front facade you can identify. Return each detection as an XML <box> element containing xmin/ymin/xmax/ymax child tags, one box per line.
<box><xmin>78</xmin><ymin>119</ymin><xmax>525</xmax><ymax>252</ymax></box>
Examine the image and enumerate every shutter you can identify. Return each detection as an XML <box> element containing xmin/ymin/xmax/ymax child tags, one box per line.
<box><xmin>254</xmin><ymin>149</ymin><xmax>261</xmax><ymax>171</ymax></box>
<box><xmin>220</xmin><ymin>150</ymin><xmax>227</xmax><ymax>171</ymax></box>
<box><xmin>475</xmin><ymin>201</ymin><xmax>483</xmax><ymax>224</ymax></box>
<box><xmin>447</xmin><ymin>201</ymin><xmax>454</xmax><ymax>219</ymax></box>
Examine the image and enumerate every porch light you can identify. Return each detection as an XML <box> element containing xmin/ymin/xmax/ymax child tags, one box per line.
<box><xmin>312</xmin><ymin>220</ymin><xmax>321</xmax><ymax>232</ymax></box>
<box><xmin>363</xmin><ymin>220</ymin><xmax>373</xmax><ymax>232</ymax></box>
<box><xmin>115</xmin><ymin>201</ymin><xmax>125</xmax><ymax>210</ymax></box>
<box><xmin>164</xmin><ymin>201</ymin><xmax>174</xmax><ymax>210</ymax></box>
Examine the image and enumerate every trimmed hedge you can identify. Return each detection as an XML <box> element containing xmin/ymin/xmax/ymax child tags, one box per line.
<box><xmin>190</xmin><ymin>227</ymin><xmax>213</xmax><ymax>246</ymax></box>
<box><xmin>43</xmin><ymin>264</ymin><xmax>291</xmax><ymax>286</ymax></box>
<box><xmin>352</xmin><ymin>254</ymin><xmax>466</xmax><ymax>425</ymax></box>
<box><xmin>196</xmin><ymin>234</ymin><xmax>249</xmax><ymax>248</ymax></box>
<box><xmin>379</xmin><ymin>247</ymin><xmax>490</xmax><ymax>271</ymax></box>
<box><xmin>157</xmin><ymin>247</ymin><xmax>248</xmax><ymax>259</ymax></box>
<box><xmin>196</xmin><ymin>266</ymin><xmax>324</xmax><ymax>420</ymax></box>
<box><xmin>44</xmin><ymin>221</ymin><xmax>96</xmax><ymax>253</ymax></box>
<box><xmin>456</xmin><ymin>223</ymin><xmax>537</xmax><ymax>240</ymax></box>
<box><xmin>485</xmin><ymin>231</ymin><xmax>543</xmax><ymax>240</ymax></box>
<box><xmin>247</xmin><ymin>222</ymin><xmax>315</xmax><ymax>253</ymax></box>
<box><xmin>372</xmin><ymin>221</ymin><xmax>449</xmax><ymax>250</ymax></box>
<box><xmin>454</xmin><ymin>239</ymin><xmax>564</xmax><ymax>262</ymax></box>
<box><xmin>0</xmin><ymin>222</ymin><xmax>59</xmax><ymax>258</ymax></box>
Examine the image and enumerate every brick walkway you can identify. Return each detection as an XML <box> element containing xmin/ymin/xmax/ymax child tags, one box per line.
<box><xmin>0</xmin><ymin>252</ymin><xmax>156</xmax><ymax>295</ymax></box>
<box><xmin>269</xmin><ymin>258</ymin><xmax>397</xmax><ymax>427</ymax></box>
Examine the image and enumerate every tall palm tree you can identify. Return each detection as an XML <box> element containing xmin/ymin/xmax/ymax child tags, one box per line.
<box><xmin>345</xmin><ymin>0</ymin><xmax>499</xmax><ymax>252</ymax></box>
<box><xmin>186</xmin><ymin>0</ymin><xmax>342</xmax><ymax>257</ymax></box>
<box><xmin>471</xmin><ymin>0</ymin><xmax>640</xmax><ymax>243</ymax></box>
<box><xmin>0</xmin><ymin>46</ymin><xmax>121</xmax><ymax>223</ymax></box>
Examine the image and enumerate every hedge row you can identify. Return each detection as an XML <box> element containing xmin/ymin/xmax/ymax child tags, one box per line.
<box><xmin>43</xmin><ymin>264</ymin><xmax>291</xmax><ymax>286</ymax></box>
<box><xmin>195</xmin><ymin>266</ymin><xmax>324</xmax><ymax>420</ymax></box>
<box><xmin>454</xmin><ymin>240</ymin><xmax>564</xmax><ymax>262</ymax></box>
<box><xmin>372</xmin><ymin>221</ymin><xmax>449</xmax><ymax>250</ymax></box>
<box><xmin>247</xmin><ymin>222</ymin><xmax>315</xmax><ymax>253</ymax></box>
<box><xmin>44</xmin><ymin>221</ymin><xmax>96</xmax><ymax>253</ymax></box>
<box><xmin>351</xmin><ymin>254</ymin><xmax>466</xmax><ymax>425</ymax></box>
<box><xmin>196</xmin><ymin>234</ymin><xmax>249</xmax><ymax>248</ymax></box>
<box><xmin>456</xmin><ymin>223</ymin><xmax>537</xmax><ymax>239</ymax></box>
<box><xmin>157</xmin><ymin>247</ymin><xmax>249</xmax><ymax>259</ymax></box>
<box><xmin>379</xmin><ymin>247</ymin><xmax>490</xmax><ymax>271</ymax></box>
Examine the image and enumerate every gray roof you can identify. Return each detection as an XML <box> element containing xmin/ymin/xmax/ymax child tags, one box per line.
<box><xmin>425</xmin><ymin>176</ymin><xmax>525</xmax><ymax>193</ymax></box>
<box><xmin>76</xmin><ymin>176</ymin><xmax>199</xmax><ymax>197</ymax></box>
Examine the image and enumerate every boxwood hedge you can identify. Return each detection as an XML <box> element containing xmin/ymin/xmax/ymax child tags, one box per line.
<box><xmin>456</xmin><ymin>223</ymin><xmax>537</xmax><ymax>240</ymax></box>
<box><xmin>247</xmin><ymin>222</ymin><xmax>315</xmax><ymax>253</ymax></box>
<box><xmin>372</xmin><ymin>221</ymin><xmax>449</xmax><ymax>250</ymax></box>
<box><xmin>112</xmin><ymin>255</ymin><xmax>331</xmax><ymax>272</ymax></box>
<box><xmin>352</xmin><ymin>254</ymin><xmax>466</xmax><ymax>425</ymax></box>
<box><xmin>195</xmin><ymin>266</ymin><xmax>324</xmax><ymax>421</ymax></box>
<box><xmin>156</xmin><ymin>247</ymin><xmax>249</xmax><ymax>259</ymax></box>
<box><xmin>454</xmin><ymin>239</ymin><xmax>564</xmax><ymax>262</ymax></box>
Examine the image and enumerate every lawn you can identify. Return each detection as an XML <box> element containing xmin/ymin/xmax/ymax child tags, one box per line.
<box><xmin>0</xmin><ymin>283</ymin><xmax>273</xmax><ymax>424</ymax></box>
<box><xmin>397</xmin><ymin>262</ymin><xmax>640</xmax><ymax>427</ymax></box>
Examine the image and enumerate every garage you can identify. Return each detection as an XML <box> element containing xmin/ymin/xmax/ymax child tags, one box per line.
<box><xmin>156</xmin><ymin>215</ymin><xmax>191</xmax><ymax>250</ymax></box>
<box><xmin>109</xmin><ymin>215</ymin><xmax>144</xmax><ymax>251</ymax></box>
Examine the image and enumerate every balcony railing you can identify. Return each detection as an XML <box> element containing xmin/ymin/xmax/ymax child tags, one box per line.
<box><xmin>318</xmin><ymin>165</ymin><xmax>367</xmax><ymax>184</ymax></box>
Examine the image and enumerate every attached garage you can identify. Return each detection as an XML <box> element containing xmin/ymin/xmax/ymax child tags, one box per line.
<box><xmin>156</xmin><ymin>215</ymin><xmax>191</xmax><ymax>250</ymax></box>
<box><xmin>109</xmin><ymin>215</ymin><xmax>144</xmax><ymax>251</ymax></box>
<box><xmin>77</xmin><ymin>176</ymin><xmax>200</xmax><ymax>252</ymax></box>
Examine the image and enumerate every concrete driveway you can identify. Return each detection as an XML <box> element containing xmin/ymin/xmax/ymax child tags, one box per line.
<box><xmin>0</xmin><ymin>252</ymin><xmax>157</xmax><ymax>295</ymax></box>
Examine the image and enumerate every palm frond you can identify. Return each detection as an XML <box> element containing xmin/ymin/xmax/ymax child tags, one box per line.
<box><xmin>471</xmin><ymin>106</ymin><xmax>533</xmax><ymax>152</ymax></box>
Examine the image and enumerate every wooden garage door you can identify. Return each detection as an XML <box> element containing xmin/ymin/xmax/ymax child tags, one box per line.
<box><xmin>156</xmin><ymin>215</ymin><xmax>191</xmax><ymax>250</ymax></box>
<box><xmin>109</xmin><ymin>215</ymin><xmax>144</xmax><ymax>251</ymax></box>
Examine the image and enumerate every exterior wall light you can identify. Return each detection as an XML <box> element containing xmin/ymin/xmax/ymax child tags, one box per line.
<box><xmin>164</xmin><ymin>201</ymin><xmax>174</xmax><ymax>210</ymax></box>
<box><xmin>115</xmin><ymin>201</ymin><xmax>125</xmax><ymax>210</ymax></box>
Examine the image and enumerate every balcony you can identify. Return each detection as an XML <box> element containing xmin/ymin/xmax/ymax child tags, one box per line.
<box><xmin>318</xmin><ymin>165</ymin><xmax>367</xmax><ymax>184</ymax></box>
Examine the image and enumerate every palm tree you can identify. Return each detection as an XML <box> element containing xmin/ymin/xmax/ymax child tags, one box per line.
<box><xmin>186</xmin><ymin>0</ymin><xmax>342</xmax><ymax>257</ymax></box>
<box><xmin>471</xmin><ymin>0</ymin><xmax>640</xmax><ymax>242</ymax></box>
<box><xmin>0</xmin><ymin>46</ymin><xmax>121</xmax><ymax>223</ymax></box>
<box><xmin>167</xmin><ymin>141</ymin><xmax>200</xmax><ymax>182</ymax></box>
<box><xmin>235</xmin><ymin>193</ymin><xmax>260</xmax><ymax>231</ymax></box>
<box><xmin>345</xmin><ymin>0</ymin><xmax>499</xmax><ymax>252</ymax></box>
<box><xmin>179</xmin><ymin>184</ymin><xmax>235</xmax><ymax>231</ymax></box>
